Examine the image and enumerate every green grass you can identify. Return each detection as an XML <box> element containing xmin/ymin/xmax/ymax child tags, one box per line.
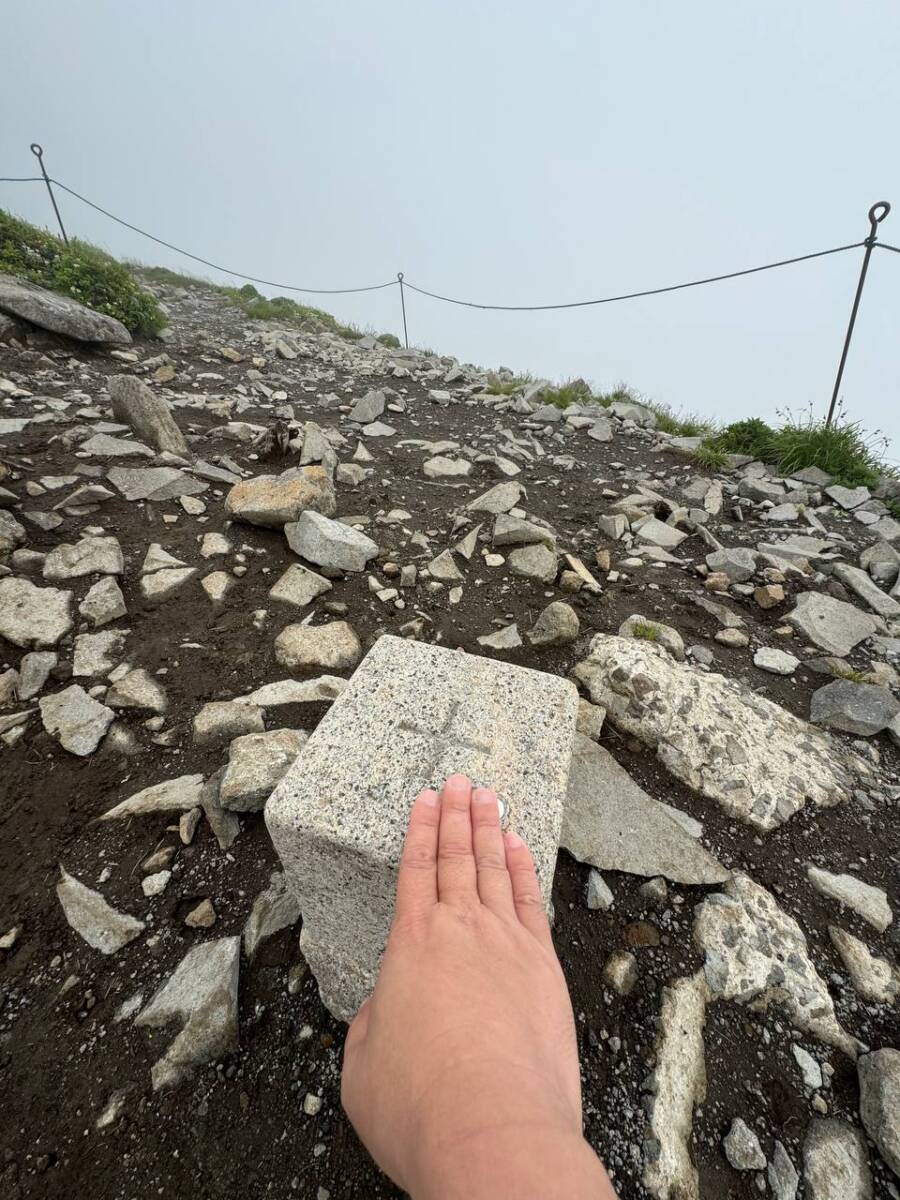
<box><xmin>693</xmin><ymin>443</ymin><xmax>730</xmax><ymax>471</ymax></box>
<box><xmin>699</xmin><ymin>406</ymin><xmax>891</xmax><ymax>489</ymax></box>
<box><xmin>1</xmin><ymin>208</ymin><xmax>165</xmax><ymax>336</ymax></box>
<box><xmin>630</xmin><ymin>620</ymin><xmax>660</xmax><ymax>642</ymax></box>
<box><xmin>542</xmin><ymin>378</ymin><xmax>594</xmax><ymax>408</ymax></box>
<box><xmin>484</xmin><ymin>373</ymin><xmax>535</xmax><ymax>396</ymax></box>
<box><xmin>834</xmin><ymin>665</ymin><xmax>867</xmax><ymax>684</ymax></box>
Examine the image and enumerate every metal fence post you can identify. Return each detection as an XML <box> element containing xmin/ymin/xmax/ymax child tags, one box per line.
<box><xmin>397</xmin><ymin>272</ymin><xmax>409</xmax><ymax>348</ymax></box>
<box><xmin>826</xmin><ymin>200</ymin><xmax>891</xmax><ymax>426</ymax></box>
<box><xmin>30</xmin><ymin>144</ymin><xmax>69</xmax><ymax>244</ymax></box>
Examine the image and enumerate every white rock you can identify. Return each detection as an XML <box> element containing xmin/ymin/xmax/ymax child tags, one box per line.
<box><xmin>828</xmin><ymin>926</ymin><xmax>900</xmax><ymax>1004</ymax></box>
<box><xmin>0</xmin><ymin>577</ymin><xmax>72</xmax><ymax>648</ymax></box>
<box><xmin>807</xmin><ymin>867</ymin><xmax>892</xmax><ymax>932</ymax></box>
<box><xmin>240</xmin><ymin>676</ymin><xmax>347</xmax><ymax>707</ymax></box>
<box><xmin>274</xmin><ymin>621</ymin><xmax>362</xmax><ymax>671</ymax></box>
<box><xmin>101</xmin><ymin>774</ymin><xmax>205</xmax><ymax>820</ymax></box>
<box><xmin>39</xmin><ymin>685</ymin><xmax>114</xmax><ymax>755</ymax></box>
<box><xmin>243</xmin><ymin>871</ymin><xmax>301</xmax><ymax>959</ymax></box>
<box><xmin>788</xmin><ymin>592</ymin><xmax>878</xmax><ymax>657</ymax></box>
<box><xmin>135</xmin><ymin>937</ymin><xmax>240</xmax><ymax>1090</ymax></box>
<box><xmin>193</xmin><ymin>700</ymin><xmax>264</xmax><ymax>746</ymax></box>
<box><xmin>803</xmin><ymin>1119</ymin><xmax>872</xmax><ymax>1200</ymax></box>
<box><xmin>78</xmin><ymin>576</ymin><xmax>127</xmax><ymax>627</ymax></box>
<box><xmin>793</xmin><ymin>1044</ymin><xmax>823</xmax><ymax>1089</ymax></box>
<box><xmin>220</xmin><ymin>728</ymin><xmax>309</xmax><ymax>812</ymax></box>
<box><xmin>56</xmin><ymin>866</ymin><xmax>144</xmax><ymax>954</ymax></box>
<box><xmin>753</xmin><ymin>646</ymin><xmax>800</xmax><ymax>675</ymax></box>
<box><xmin>768</xmin><ymin>1141</ymin><xmax>800</xmax><ymax>1200</ymax></box>
<box><xmin>575</xmin><ymin>634</ymin><xmax>858</xmax><ymax>831</ymax></box>
<box><xmin>723</xmin><ymin>1117</ymin><xmax>767</xmax><ymax>1170</ymax></box>
<box><xmin>586</xmin><ymin>869</ymin><xmax>614</xmax><ymax>911</ymax></box>
<box><xmin>73</xmin><ymin>629</ymin><xmax>128</xmax><ymax>677</ymax></box>
<box><xmin>43</xmin><ymin>535</ymin><xmax>123</xmax><ymax>581</ymax></box>
<box><xmin>857</xmin><ymin>1048</ymin><xmax>900</xmax><ymax>1177</ymax></box>
<box><xmin>694</xmin><ymin>872</ymin><xmax>858</xmax><ymax>1056</ymax></box>
<box><xmin>269</xmin><ymin>563</ymin><xmax>332</xmax><ymax>608</ymax></box>
<box><xmin>141</xmin><ymin>870</ymin><xmax>171</xmax><ymax>897</ymax></box>
<box><xmin>285</xmin><ymin>511</ymin><xmax>378</xmax><ymax>572</ymax></box>
<box><xmin>140</xmin><ymin>566</ymin><xmax>197</xmax><ymax>601</ymax></box>
<box><xmin>643</xmin><ymin>972</ymin><xmax>708</xmax><ymax>1200</ymax></box>
<box><xmin>106</xmin><ymin>668</ymin><xmax>168</xmax><ymax>713</ymax></box>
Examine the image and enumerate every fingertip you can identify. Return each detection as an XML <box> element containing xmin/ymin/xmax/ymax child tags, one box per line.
<box><xmin>415</xmin><ymin>788</ymin><xmax>440</xmax><ymax>808</ymax></box>
<box><xmin>504</xmin><ymin>829</ymin><xmax>524</xmax><ymax>850</ymax></box>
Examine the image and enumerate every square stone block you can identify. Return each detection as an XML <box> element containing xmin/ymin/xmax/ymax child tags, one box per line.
<box><xmin>265</xmin><ymin>634</ymin><xmax>578</xmax><ymax>1020</ymax></box>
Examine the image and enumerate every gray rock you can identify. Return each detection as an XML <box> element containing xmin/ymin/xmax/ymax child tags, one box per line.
<box><xmin>527</xmin><ymin>601</ymin><xmax>579</xmax><ymax>647</ymax></box>
<box><xmin>243</xmin><ymin>871</ymin><xmax>301</xmax><ymax>959</ymax></box>
<box><xmin>274</xmin><ymin>621</ymin><xmax>362</xmax><ymax>672</ymax></box>
<box><xmin>360</xmin><ymin>420</ymin><xmax>395</xmax><ymax>438</ymax></box>
<box><xmin>39</xmin><ymin>685</ymin><xmax>114</xmax><ymax>755</ymax></box>
<box><xmin>695</xmin><ymin>872</ymin><xmax>858</xmax><ymax>1056</ymax></box>
<box><xmin>739</xmin><ymin>477</ymin><xmax>785</xmax><ymax>503</ymax></box>
<box><xmin>240</xmin><ymin>676</ymin><xmax>348</xmax><ymax>707</ymax></box>
<box><xmin>348</xmin><ymin>389</ymin><xmax>385</xmax><ymax>424</ymax></box>
<box><xmin>0</xmin><ymin>577</ymin><xmax>72</xmax><ymax>648</ymax></box>
<box><xmin>423</xmin><ymin>455</ymin><xmax>472</xmax><ymax>479</ymax></box>
<box><xmin>828</xmin><ymin>926</ymin><xmax>900</xmax><ymax>1003</ymax></box>
<box><xmin>100</xmin><ymin>774</ymin><xmax>205</xmax><ymax>820</ymax></box>
<box><xmin>603</xmin><ymin>950</ymin><xmax>638</xmax><ymax>996</ymax></box>
<box><xmin>768</xmin><ymin>1142</ymin><xmax>800</xmax><ymax>1200</ymax></box>
<box><xmin>811</xmin><ymin>678</ymin><xmax>900</xmax><ymax>736</ymax></box>
<box><xmin>43</xmin><ymin>535</ymin><xmax>123</xmax><ymax>581</ymax></box>
<box><xmin>705</xmin><ymin>547</ymin><xmax>757</xmax><ymax>582</ymax></box>
<box><xmin>17</xmin><ymin>651</ymin><xmax>57</xmax><ymax>700</ymax></box>
<box><xmin>477</xmin><ymin>623</ymin><xmax>522</xmax><ymax>651</ymax></box>
<box><xmin>598</xmin><ymin>513</ymin><xmax>627</xmax><ymax>540</ymax></box>
<box><xmin>220</xmin><ymin>728</ymin><xmax>309</xmax><ymax>812</ymax></box>
<box><xmin>0</xmin><ymin>508</ymin><xmax>25</xmax><ymax>553</ymax></box>
<box><xmin>265</xmin><ymin>635</ymin><xmax>577</xmax><ymax>1020</ymax></box>
<box><xmin>465</xmin><ymin>482</ymin><xmax>522</xmax><ymax>514</ymax></box>
<box><xmin>793</xmin><ymin>1044</ymin><xmax>823</xmax><ymax>1089</ymax></box>
<box><xmin>107</xmin><ymin>466</ymin><xmax>206</xmax><ymax>502</ymax></box>
<box><xmin>803</xmin><ymin>1119</ymin><xmax>872</xmax><ymax>1200</ymax></box>
<box><xmin>269</xmin><ymin>563</ymin><xmax>332</xmax><ymax>609</ymax></box>
<box><xmin>788</xmin><ymin>591</ymin><xmax>878</xmax><ymax>656</ymax></box>
<box><xmin>574</xmin><ymin>634</ymin><xmax>856</xmax><ymax>831</ymax></box>
<box><xmin>79</xmin><ymin>433</ymin><xmax>154</xmax><ymax>458</ymax></box>
<box><xmin>193</xmin><ymin>700</ymin><xmax>264</xmax><ymax>746</ymax></box>
<box><xmin>792</xmin><ymin>465</ymin><xmax>833</xmax><ymax>486</ymax></box>
<box><xmin>807</xmin><ymin>866</ymin><xmax>892</xmax><ymax>932</ymax></box>
<box><xmin>586</xmin><ymin>869</ymin><xmax>614</xmax><ymax>911</ymax></box>
<box><xmin>754</xmin><ymin>646</ymin><xmax>800</xmax><ymax>675</ymax></box>
<box><xmin>635</xmin><ymin>517</ymin><xmax>687</xmax><ymax>549</ymax></box>
<box><xmin>618</xmin><ymin>614</ymin><xmax>685</xmax><ymax>660</ymax></box>
<box><xmin>426</xmin><ymin>549</ymin><xmax>463</xmax><ymax>582</ymax></box>
<box><xmin>610</xmin><ymin>400</ymin><xmax>657</xmax><ymax>428</ymax></box>
<box><xmin>136</xmin><ymin>937</ymin><xmax>240</xmax><ymax>1091</ymax></box>
<box><xmin>508</xmin><ymin>543</ymin><xmax>557</xmax><ymax>583</ymax></box>
<box><xmin>857</xmin><ymin>1048</ymin><xmax>900</xmax><ymax>1177</ymax></box>
<box><xmin>108</xmin><ymin>374</ymin><xmax>189</xmax><ymax>456</ymax></box>
<box><xmin>562</xmin><ymin>734</ymin><xmax>728</xmax><ymax>884</ymax></box>
<box><xmin>105</xmin><ymin>668</ymin><xmax>167</xmax><ymax>713</ymax></box>
<box><xmin>587</xmin><ymin>417</ymin><xmax>613</xmax><ymax>442</ymax></box>
<box><xmin>825</xmin><ymin>484</ymin><xmax>870</xmax><ymax>510</ymax></box>
<box><xmin>723</xmin><ymin>1117</ymin><xmax>766</xmax><ymax>1171</ymax></box>
<box><xmin>140</xmin><ymin>566</ymin><xmax>197</xmax><ymax>601</ymax></box>
<box><xmin>56</xmin><ymin>866</ymin><xmax>144</xmax><ymax>954</ymax></box>
<box><xmin>643</xmin><ymin>972</ymin><xmax>708</xmax><ymax>1200</ymax></box>
<box><xmin>491</xmin><ymin>513</ymin><xmax>556</xmax><ymax>549</ymax></box>
<box><xmin>78</xmin><ymin>576</ymin><xmax>127</xmax><ymax>626</ymax></box>
<box><xmin>73</xmin><ymin>629</ymin><xmax>127</xmax><ymax>677</ymax></box>
<box><xmin>0</xmin><ymin>273</ymin><xmax>131</xmax><ymax>344</ymax></box>
<box><xmin>225</xmin><ymin>467</ymin><xmax>336</xmax><ymax>527</ymax></box>
<box><xmin>285</xmin><ymin>511</ymin><xmax>378</xmax><ymax>572</ymax></box>
<box><xmin>832</xmin><ymin>562</ymin><xmax>900</xmax><ymax>618</ymax></box>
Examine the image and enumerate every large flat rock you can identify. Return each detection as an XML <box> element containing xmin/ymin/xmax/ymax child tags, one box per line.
<box><xmin>266</xmin><ymin>634</ymin><xmax>578</xmax><ymax>1021</ymax></box>
<box><xmin>574</xmin><ymin>634</ymin><xmax>862</xmax><ymax>831</ymax></box>
<box><xmin>0</xmin><ymin>272</ymin><xmax>131</xmax><ymax>344</ymax></box>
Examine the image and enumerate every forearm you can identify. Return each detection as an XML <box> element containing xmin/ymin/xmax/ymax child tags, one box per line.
<box><xmin>410</xmin><ymin>1122</ymin><xmax>617</xmax><ymax>1200</ymax></box>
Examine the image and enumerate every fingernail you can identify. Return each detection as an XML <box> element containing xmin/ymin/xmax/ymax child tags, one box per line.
<box><xmin>444</xmin><ymin>773</ymin><xmax>469</xmax><ymax>791</ymax></box>
<box><xmin>504</xmin><ymin>830</ymin><xmax>524</xmax><ymax>849</ymax></box>
<box><xmin>417</xmin><ymin>789</ymin><xmax>440</xmax><ymax>807</ymax></box>
<box><xmin>472</xmin><ymin>787</ymin><xmax>497</xmax><ymax>805</ymax></box>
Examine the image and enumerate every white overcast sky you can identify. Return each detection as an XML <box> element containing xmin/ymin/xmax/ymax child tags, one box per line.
<box><xmin>3</xmin><ymin>1</ymin><xmax>899</xmax><ymax>455</ymax></box>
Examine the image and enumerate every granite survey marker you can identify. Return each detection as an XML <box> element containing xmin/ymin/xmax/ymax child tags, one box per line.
<box><xmin>265</xmin><ymin>634</ymin><xmax>579</xmax><ymax>1020</ymax></box>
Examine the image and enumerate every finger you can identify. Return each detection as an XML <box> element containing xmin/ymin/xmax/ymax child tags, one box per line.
<box><xmin>505</xmin><ymin>830</ymin><xmax>554</xmax><ymax>948</ymax></box>
<box><xmin>471</xmin><ymin>787</ymin><xmax>515</xmax><ymax>916</ymax></box>
<box><xmin>344</xmin><ymin>995</ymin><xmax>371</xmax><ymax>1059</ymax></box>
<box><xmin>393</xmin><ymin>788</ymin><xmax>440</xmax><ymax>926</ymax></box>
<box><xmin>437</xmin><ymin>773</ymin><xmax>477</xmax><ymax>906</ymax></box>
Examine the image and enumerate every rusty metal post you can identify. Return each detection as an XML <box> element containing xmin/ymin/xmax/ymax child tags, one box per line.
<box><xmin>826</xmin><ymin>201</ymin><xmax>890</xmax><ymax>426</ymax></box>
<box><xmin>30</xmin><ymin>144</ymin><xmax>69</xmax><ymax>244</ymax></box>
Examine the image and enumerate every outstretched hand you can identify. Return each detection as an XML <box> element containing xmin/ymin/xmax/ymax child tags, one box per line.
<box><xmin>341</xmin><ymin>773</ymin><xmax>616</xmax><ymax>1200</ymax></box>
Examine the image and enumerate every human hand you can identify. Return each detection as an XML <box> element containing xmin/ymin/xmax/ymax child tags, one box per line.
<box><xmin>341</xmin><ymin>773</ymin><xmax>616</xmax><ymax>1199</ymax></box>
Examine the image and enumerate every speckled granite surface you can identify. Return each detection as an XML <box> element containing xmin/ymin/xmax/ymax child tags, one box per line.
<box><xmin>265</xmin><ymin>634</ymin><xmax>578</xmax><ymax>1020</ymax></box>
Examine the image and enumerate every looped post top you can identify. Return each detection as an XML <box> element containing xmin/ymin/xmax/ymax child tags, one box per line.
<box><xmin>30</xmin><ymin>143</ymin><xmax>44</xmax><ymax>159</ymax></box>
<box><xmin>869</xmin><ymin>201</ymin><xmax>891</xmax><ymax>226</ymax></box>
<box><xmin>396</xmin><ymin>272</ymin><xmax>404</xmax><ymax>281</ymax></box>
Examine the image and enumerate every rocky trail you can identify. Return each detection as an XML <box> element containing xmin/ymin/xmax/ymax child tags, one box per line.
<box><xmin>0</xmin><ymin>273</ymin><xmax>898</xmax><ymax>1200</ymax></box>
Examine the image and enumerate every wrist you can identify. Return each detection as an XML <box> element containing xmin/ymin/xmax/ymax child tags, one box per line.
<box><xmin>410</xmin><ymin>1122</ymin><xmax>611</xmax><ymax>1200</ymax></box>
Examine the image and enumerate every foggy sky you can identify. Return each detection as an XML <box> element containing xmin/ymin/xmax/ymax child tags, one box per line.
<box><xmin>3</xmin><ymin>0</ymin><xmax>898</xmax><ymax>456</ymax></box>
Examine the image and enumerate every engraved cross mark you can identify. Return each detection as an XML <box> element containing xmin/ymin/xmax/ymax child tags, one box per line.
<box><xmin>399</xmin><ymin>698</ymin><xmax>491</xmax><ymax>782</ymax></box>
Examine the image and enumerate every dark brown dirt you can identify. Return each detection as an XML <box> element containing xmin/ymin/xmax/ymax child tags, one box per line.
<box><xmin>1</xmin><ymin>286</ymin><xmax>898</xmax><ymax>1200</ymax></box>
